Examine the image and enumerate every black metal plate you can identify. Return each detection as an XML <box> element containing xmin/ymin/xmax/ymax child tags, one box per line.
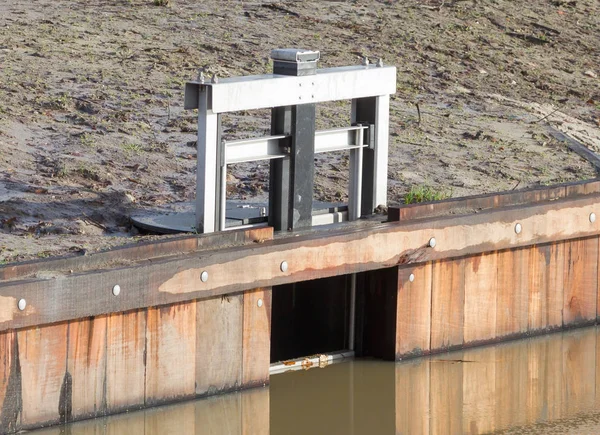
<box><xmin>131</xmin><ymin>201</ymin><xmax>347</xmax><ymax>234</ymax></box>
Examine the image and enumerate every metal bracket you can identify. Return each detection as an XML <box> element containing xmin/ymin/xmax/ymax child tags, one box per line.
<box><xmin>367</xmin><ymin>123</ymin><xmax>375</xmax><ymax>150</ymax></box>
<box><xmin>351</xmin><ymin>123</ymin><xmax>375</xmax><ymax>149</ymax></box>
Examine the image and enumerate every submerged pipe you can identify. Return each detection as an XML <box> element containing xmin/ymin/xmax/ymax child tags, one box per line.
<box><xmin>349</xmin><ymin>274</ymin><xmax>357</xmax><ymax>351</ymax></box>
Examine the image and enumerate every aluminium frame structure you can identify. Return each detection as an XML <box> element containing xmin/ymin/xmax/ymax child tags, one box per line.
<box><xmin>184</xmin><ymin>49</ymin><xmax>396</xmax><ymax>233</ymax></box>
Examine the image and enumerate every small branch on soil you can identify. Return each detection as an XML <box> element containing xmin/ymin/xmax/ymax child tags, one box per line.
<box><xmin>532</xmin><ymin>107</ymin><xmax>561</xmax><ymax>124</ymax></box>
<box><xmin>398</xmin><ymin>139</ymin><xmax>428</xmax><ymax>147</ymax></box>
<box><xmin>487</xmin><ymin>17</ymin><xmax>507</xmax><ymax>31</ymax></box>
<box><xmin>82</xmin><ymin>213</ymin><xmax>108</xmax><ymax>231</ymax></box>
<box><xmin>420</xmin><ymin>1</ymin><xmax>445</xmax><ymax>11</ymax></box>
<box><xmin>416</xmin><ymin>103</ymin><xmax>422</xmax><ymax>125</ymax></box>
<box><xmin>142</xmin><ymin>47</ymin><xmax>184</xmax><ymax>52</ymax></box>
<box><xmin>531</xmin><ymin>22</ymin><xmax>561</xmax><ymax>35</ymax></box>
<box><xmin>71</xmin><ymin>96</ymin><xmax>107</xmax><ymax>110</ymax></box>
<box><xmin>488</xmin><ymin>18</ymin><xmax>555</xmax><ymax>44</ymax></box>
<box><xmin>72</xmin><ymin>96</ymin><xmax>120</xmax><ymax>113</ymax></box>
<box><xmin>505</xmin><ymin>32</ymin><xmax>550</xmax><ymax>45</ymax></box>
<box><xmin>393</xmin><ymin>107</ymin><xmax>456</xmax><ymax>119</ymax></box>
<box><xmin>262</xmin><ymin>3</ymin><xmax>300</xmax><ymax>18</ymax></box>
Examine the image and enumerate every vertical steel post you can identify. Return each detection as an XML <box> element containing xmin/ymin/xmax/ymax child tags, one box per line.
<box><xmin>269</xmin><ymin>106</ymin><xmax>292</xmax><ymax>231</ymax></box>
<box><xmin>219</xmin><ymin>161</ymin><xmax>227</xmax><ymax>231</ymax></box>
<box><xmin>373</xmin><ymin>95</ymin><xmax>390</xmax><ymax>209</ymax></box>
<box><xmin>348</xmin><ymin>126</ymin><xmax>364</xmax><ymax>221</ymax></box>
<box><xmin>289</xmin><ymin>103</ymin><xmax>316</xmax><ymax>229</ymax></box>
<box><xmin>269</xmin><ymin>49</ymin><xmax>320</xmax><ymax>231</ymax></box>
<box><xmin>196</xmin><ymin>86</ymin><xmax>221</xmax><ymax>233</ymax></box>
<box><xmin>351</xmin><ymin>95</ymin><xmax>389</xmax><ymax>215</ymax></box>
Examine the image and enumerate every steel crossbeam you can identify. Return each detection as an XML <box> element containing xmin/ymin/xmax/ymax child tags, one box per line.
<box><xmin>185</xmin><ymin>65</ymin><xmax>396</xmax><ymax>113</ymax></box>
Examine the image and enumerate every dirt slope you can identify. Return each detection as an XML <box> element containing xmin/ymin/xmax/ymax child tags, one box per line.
<box><xmin>0</xmin><ymin>0</ymin><xmax>599</xmax><ymax>262</ymax></box>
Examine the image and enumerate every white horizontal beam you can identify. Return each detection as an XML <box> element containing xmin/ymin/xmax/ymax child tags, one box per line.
<box><xmin>314</xmin><ymin>126</ymin><xmax>367</xmax><ymax>154</ymax></box>
<box><xmin>223</xmin><ymin>126</ymin><xmax>369</xmax><ymax>164</ymax></box>
<box><xmin>225</xmin><ymin>135</ymin><xmax>288</xmax><ymax>164</ymax></box>
<box><xmin>185</xmin><ymin>65</ymin><xmax>396</xmax><ymax>113</ymax></box>
<box><xmin>311</xmin><ymin>210</ymin><xmax>347</xmax><ymax>226</ymax></box>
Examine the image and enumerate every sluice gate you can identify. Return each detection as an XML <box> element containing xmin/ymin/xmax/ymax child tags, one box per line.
<box><xmin>1</xmin><ymin>49</ymin><xmax>600</xmax><ymax>433</ymax></box>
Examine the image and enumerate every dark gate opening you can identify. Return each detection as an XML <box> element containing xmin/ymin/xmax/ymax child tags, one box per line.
<box><xmin>270</xmin><ymin>275</ymin><xmax>351</xmax><ymax>363</ymax></box>
<box><xmin>354</xmin><ymin>267</ymin><xmax>399</xmax><ymax>361</ymax></box>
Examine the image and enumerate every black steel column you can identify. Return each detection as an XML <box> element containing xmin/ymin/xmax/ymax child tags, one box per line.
<box><xmin>269</xmin><ymin>106</ymin><xmax>292</xmax><ymax>230</ymax></box>
<box><xmin>269</xmin><ymin>49</ymin><xmax>319</xmax><ymax>231</ymax></box>
<box><xmin>288</xmin><ymin>103</ymin><xmax>315</xmax><ymax>229</ymax></box>
<box><xmin>352</xmin><ymin>97</ymin><xmax>377</xmax><ymax>217</ymax></box>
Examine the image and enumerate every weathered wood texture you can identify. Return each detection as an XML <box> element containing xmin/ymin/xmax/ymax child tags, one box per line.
<box><xmin>0</xmin><ymin>290</ymin><xmax>272</xmax><ymax>434</ymax></box>
<box><xmin>527</xmin><ymin>243</ymin><xmax>564</xmax><ymax>331</ymax></box>
<box><xmin>3</xmin><ymin>194</ymin><xmax>600</xmax><ymax>332</ymax></box>
<box><xmin>496</xmin><ymin>248</ymin><xmax>529</xmax><ymax>338</ymax></box>
<box><xmin>242</xmin><ymin>288</ymin><xmax>272</xmax><ymax>388</ymax></box>
<box><xmin>431</xmin><ymin>258</ymin><xmax>464</xmax><ymax>350</ymax></box>
<box><xmin>464</xmin><ymin>252</ymin><xmax>498</xmax><ymax>344</ymax></box>
<box><xmin>392</xmin><ymin>238</ymin><xmax>599</xmax><ymax>359</ymax></box>
<box><xmin>106</xmin><ymin>310</ymin><xmax>146</xmax><ymax>413</ymax></box>
<box><xmin>145</xmin><ymin>303</ymin><xmax>197</xmax><ymax>404</ymax></box>
<box><xmin>0</xmin><ymin>227</ymin><xmax>274</xmax><ymax>282</ymax></box>
<box><xmin>66</xmin><ymin>316</ymin><xmax>108</xmax><ymax>420</ymax></box>
<box><xmin>0</xmin><ymin>332</ymin><xmax>18</xmax><ymax>433</ymax></box>
<box><xmin>18</xmin><ymin>324</ymin><xmax>68</xmax><ymax>428</ymax></box>
<box><xmin>396</xmin><ymin>264</ymin><xmax>432</xmax><ymax>357</ymax></box>
<box><xmin>563</xmin><ymin>237</ymin><xmax>598</xmax><ymax>326</ymax></box>
<box><xmin>195</xmin><ymin>294</ymin><xmax>243</xmax><ymax>396</ymax></box>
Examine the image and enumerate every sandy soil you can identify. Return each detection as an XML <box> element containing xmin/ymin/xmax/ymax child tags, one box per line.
<box><xmin>0</xmin><ymin>0</ymin><xmax>599</xmax><ymax>262</ymax></box>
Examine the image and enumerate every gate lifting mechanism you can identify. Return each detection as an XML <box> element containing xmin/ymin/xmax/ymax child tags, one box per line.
<box><xmin>188</xmin><ymin>48</ymin><xmax>395</xmax><ymax>233</ymax></box>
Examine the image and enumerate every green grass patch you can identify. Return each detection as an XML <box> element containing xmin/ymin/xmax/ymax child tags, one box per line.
<box><xmin>121</xmin><ymin>142</ymin><xmax>143</xmax><ymax>154</ymax></box>
<box><xmin>79</xmin><ymin>133</ymin><xmax>96</xmax><ymax>147</ymax></box>
<box><xmin>404</xmin><ymin>185</ymin><xmax>452</xmax><ymax>204</ymax></box>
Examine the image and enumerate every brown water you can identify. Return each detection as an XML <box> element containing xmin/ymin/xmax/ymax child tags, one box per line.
<box><xmin>32</xmin><ymin>326</ymin><xmax>600</xmax><ymax>434</ymax></box>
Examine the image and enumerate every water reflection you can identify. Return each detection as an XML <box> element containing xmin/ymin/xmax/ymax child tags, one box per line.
<box><xmin>33</xmin><ymin>326</ymin><xmax>600</xmax><ymax>434</ymax></box>
<box><xmin>32</xmin><ymin>389</ymin><xmax>270</xmax><ymax>435</ymax></box>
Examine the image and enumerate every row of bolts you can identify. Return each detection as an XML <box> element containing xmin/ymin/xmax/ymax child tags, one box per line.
<box><xmin>14</xmin><ymin>263</ymin><xmax>290</xmax><ymax>312</ymax></box>
<box><xmin>15</xmin><ymin>213</ymin><xmax>598</xmax><ymax>312</ymax></box>
<box><xmin>407</xmin><ymin>212</ymin><xmax>598</xmax><ymax>282</ymax></box>
<box><xmin>196</xmin><ymin>56</ymin><xmax>384</xmax><ymax>85</ymax></box>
